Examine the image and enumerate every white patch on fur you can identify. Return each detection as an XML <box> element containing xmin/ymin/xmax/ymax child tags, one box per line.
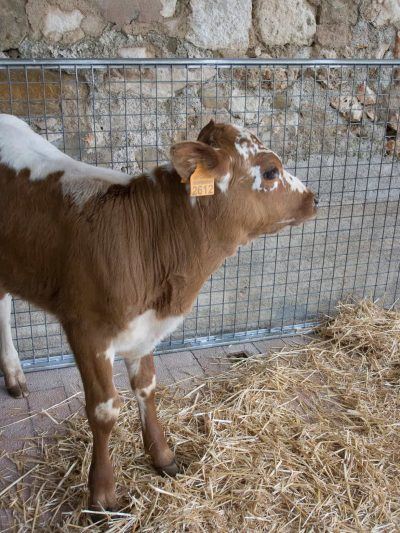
<box><xmin>116</xmin><ymin>310</ymin><xmax>184</xmax><ymax>361</ymax></box>
<box><xmin>278</xmin><ymin>218</ymin><xmax>295</xmax><ymax>224</ymax></box>
<box><xmin>124</xmin><ymin>359</ymin><xmax>157</xmax><ymax>428</ymax></box>
<box><xmin>282</xmin><ymin>170</ymin><xmax>307</xmax><ymax>193</ymax></box>
<box><xmin>0</xmin><ymin>294</ymin><xmax>24</xmax><ymax>382</ymax></box>
<box><xmin>235</xmin><ymin>140</ymin><xmax>251</xmax><ymax>159</ymax></box>
<box><xmin>136</xmin><ymin>375</ymin><xmax>156</xmax><ymax>427</ymax></box>
<box><xmin>101</xmin><ymin>345</ymin><xmax>115</xmax><ymax>365</ymax></box>
<box><xmin>268</xmin><ymin>181</ymin><xmax>279</xmax><ymax>192</ymax></box>
<box><xmin>140</xmin><ymin>374</ymin><xmax>156</xmax><ymax>398</ymax></box>
<box><xmin>137</xmin><ymin>399</ymin><xmax>147</xmax><ymax>427</ymax></box>
<box><xmin>94</xmin><ymin>398</ymin><xmax>120</xmax><ymax>422</ymax></box>
<box><xmin>217</xmin><ymin>172</ymin><xmax>230</xmax><ymax>193</ymax></box>
<box><xmin>250</xmin><ymin>165</ymin><xmax>262</xmax><ymax>190</ymax></box>
<box><xmin>0</xmin><ymin>114</ymin><xmax>132</xmax><ymax>205</ymax></box>
<box><xmin>234</xmin><ymin>128</ymin><xmax>270</xmax><ymax>160</ymax></box>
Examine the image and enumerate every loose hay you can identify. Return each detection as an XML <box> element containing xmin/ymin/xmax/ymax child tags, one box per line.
<box><xmin>2</xmin><ymin>299</ymin><xmax>400</xmax><ymax>531</ymax></box>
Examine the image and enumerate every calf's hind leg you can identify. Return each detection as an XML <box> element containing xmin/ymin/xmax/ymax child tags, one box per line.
<box><xmin>125</xmin><ymin>354</ymin><xmax>179</xmax><ymax>476</ymax></box>
<box><xmin>0</xmin><ymin>291</ymin><xmax>28</xmax><ymax>398</ymax></box>
<box><xmin>65</xmin><ymin>325</ymin><xmax>121</xmax><ymax>511</ymax></box>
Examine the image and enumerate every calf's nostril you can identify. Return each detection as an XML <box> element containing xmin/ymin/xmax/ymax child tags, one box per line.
<box><xmin>314</xmin><ymin>196</ymin><xmax>319</xmax><ymax>206</ymax></box>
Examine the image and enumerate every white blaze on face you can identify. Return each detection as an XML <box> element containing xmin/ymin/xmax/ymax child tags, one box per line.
<box><xmin>250</xmin><ymin>165</ymin><xmax>262</xmax><ymax>190</ymax></box>
<box><xmin>233</xmin><ymin>126</ymin><xmax>308</xmax><ymax>195</ymax></box>
<box><xmin>282</xmin><ymin>170</ymin><xmax>307</xmax><ymax>193</ymax></box>
<box><xmin>250</xmin><ymin>165</ymin><xmax>280</xmax><ymax>192</ymax></box>
<box><xmin>234</xmin><ymin>127</ymin><xmax>283</xmax><ymax>191</ymax></box>
<box><xmin>94</xmin><ymin>398</ymin><xmax>120</xmax><ymax>422</ymax></box>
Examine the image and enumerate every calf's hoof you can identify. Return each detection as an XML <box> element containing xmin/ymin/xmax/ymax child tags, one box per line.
<box><xmin>5</xmin><ymin>373</ymin><xmax>29</xmax><ymax>398</ymax></box>
<box><xmin>89</xmin><ymin>473</ymin><xmax>118</xmax><ymax>518</ymax></box>
<box><xmin>155</xmin><ymin>459</ymin><xmax>181</xmax><ymax>477</ymax></box>
<box><xmin>89</xmin><ymin>504</ymin><xmax>118</xmax><ymax>524</ymax></box>
<box><xmin>89</xmin><ymin>493</ymin><xmax>118</xmax><ymax>522</ymax></box>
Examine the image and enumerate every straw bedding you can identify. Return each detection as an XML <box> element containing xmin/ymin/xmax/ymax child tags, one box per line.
<box><xmin>1</xmin><ymin>300</ymin><xmax>400</xmax><ymax>531</ymax></box>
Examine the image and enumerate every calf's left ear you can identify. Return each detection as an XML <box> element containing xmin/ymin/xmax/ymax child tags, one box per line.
<box><xmin>170</xmin><ymin>141</ymin><xmax>230</xmax><ymax>184</ymax></box>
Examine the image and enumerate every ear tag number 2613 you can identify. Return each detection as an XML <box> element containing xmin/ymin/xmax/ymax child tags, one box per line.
<box><xmin>190</xmin><ymin>164</ymin><xmax>215</xmax><ymax>197</ymax></box>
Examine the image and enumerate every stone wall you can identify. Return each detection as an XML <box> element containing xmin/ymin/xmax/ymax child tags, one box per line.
<box><xmin>1</xmin><ymin>0</ymin><xmax>400</xmax><ymax>60</ymax></box>
<box><xmin>1</xmin><ymin>2</ymin><xmax>400</xmax><ymax>168</ymax></box>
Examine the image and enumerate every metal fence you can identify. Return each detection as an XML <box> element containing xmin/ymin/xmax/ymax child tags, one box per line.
<box><xmin>0</xmin><ymin>58</ymin><xmax>399</xmax><ymax>371</ymax></box>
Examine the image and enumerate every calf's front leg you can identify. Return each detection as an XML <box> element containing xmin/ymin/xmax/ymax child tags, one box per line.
<box><xmin>125</xmin><ymin>354</ymin><xmax>179</xmax><ymax>476</ymax></box>
<box><xmin>66</xmin><ymin>326</ymin><xmax>121</xmax><ymax>511</ymax></box>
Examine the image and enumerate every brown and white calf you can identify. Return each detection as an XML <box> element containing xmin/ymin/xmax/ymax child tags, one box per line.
<box><xmin>0</xmin><ymin>114</ymin><xmax>317</xmax><ymax>511</ymax></box>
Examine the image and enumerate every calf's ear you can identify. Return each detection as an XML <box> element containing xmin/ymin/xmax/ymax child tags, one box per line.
<box><xmin>197</xmin><ymin>119</ymin><xmax>215</xmax><ymax>143</ymax></box>
<box><xmin>170</xmin><ymin>141</ymin><xmax>229</xmax><ymax>184</ymax></box>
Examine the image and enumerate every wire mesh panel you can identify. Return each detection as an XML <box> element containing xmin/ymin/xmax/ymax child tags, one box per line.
<box><xmin>0</xmin><ymin>58</ymin><xmax>399</xmax><ymax>370</ymax></box>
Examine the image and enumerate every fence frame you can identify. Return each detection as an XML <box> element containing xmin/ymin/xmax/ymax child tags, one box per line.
<box><xmin>1</xmin><ymin>57</ymin><xmax>399</xmax><ymax>371</ymax></box>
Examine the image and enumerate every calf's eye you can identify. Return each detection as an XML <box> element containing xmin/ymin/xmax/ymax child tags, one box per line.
<box><xmin>263</xmin><ymin>168</ymin><xmax>280</xmax><ymax>180</ymax></box>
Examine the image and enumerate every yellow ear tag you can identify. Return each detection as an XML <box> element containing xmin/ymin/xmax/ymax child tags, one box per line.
<box><xmin>190</xmin><ymin>164</ymin><xmax>215</xmax><ymax>197</ymax></box>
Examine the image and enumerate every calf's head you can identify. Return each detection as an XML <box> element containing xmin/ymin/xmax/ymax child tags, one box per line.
<box><xmin>170</xmin><ymin>121</ymin><xmax>317</xmax><ymax>239</ymax></box>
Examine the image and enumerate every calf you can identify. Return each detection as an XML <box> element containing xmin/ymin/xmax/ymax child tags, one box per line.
<box><xmin>0</xmin><ymin>114</ymin><xmax>317</xmax><ymax>511</ymax></box>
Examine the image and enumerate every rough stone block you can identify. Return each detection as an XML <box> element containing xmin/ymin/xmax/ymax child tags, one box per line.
<box><xmin>256</xmin><ymin>0</ymin><xmax>316</xmax><ymax>46</ymax></box>
<box><xmin>361</xmin><ymin>0</ymin><xmax>400</xmax><ymax>29</ymax></box>
<box><xmin>118</xmin><ymin>46</ymin><xmax>152</xmax><ymax>58</ymax></box>
<box><xmin>315</xmin><ymin>0</ymin><xmax>358</xmax><ymax>49</ymax></box>
<box><xmin>43</xmin><ymin>6</ymin><xmax>84</xmax><ymax>42</ymax></box>
<box><xmin>330</xmin><ymin>95</ymin><xmax>363</xmax><ymax>123</ymax></box>
<box><xmin>186</xmin><ymin>0</ymin><xmax>252</xmax><ymax>52</ymax></box>
<box><xmin>26</xmin><ymin>0</ymin><xmax>105</xmax><ymax>44</ymax></box>
<box><xmin>0</xmin><ymin>0</ymin><xmax>29</xmax><ymax>49</ymax></box>
<box><xmin>95</xmin><ymin>0</ymin><xmax>139</xmax><ymax>26</ymax></box>
<box><xmin>96</xmin><ymin>0</ymin><xmax>166</xmax><ymax>26</ymax></box>
<box><xmin>160</xmin><ymin>0</ymin><xmax>177</xmax><ymax>18</ymax></box>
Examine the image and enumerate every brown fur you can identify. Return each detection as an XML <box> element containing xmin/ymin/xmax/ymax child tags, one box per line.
<box><xmin>0</xmin><ymin>120</ymin><xmax>316</xmax><ymax>511</ymax></box>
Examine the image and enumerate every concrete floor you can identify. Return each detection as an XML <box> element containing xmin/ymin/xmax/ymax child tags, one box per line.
<box><xmin>0</xmin><ymin>337</ymin><xmax>311</xmax><ymax>531</ymax></box>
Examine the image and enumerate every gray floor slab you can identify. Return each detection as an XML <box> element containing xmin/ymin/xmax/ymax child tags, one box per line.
<box><xmin>161</xmin><ymin>351</ymin><xmax>205</xmax><ymax>389</ymax></box>
<box><xmin>27</xmin><ymin>386</ymin><xmax>70</xmax><ymax>434</ymax></box>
